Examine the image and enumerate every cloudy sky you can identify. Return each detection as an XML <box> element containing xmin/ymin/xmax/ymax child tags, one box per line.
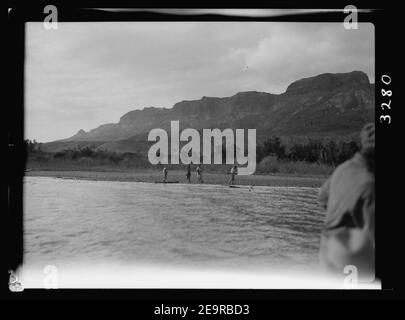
<box><xmin>25</xmin><ymin>22</ymin><xmax>374</xmax><ymax>142</ymax></box>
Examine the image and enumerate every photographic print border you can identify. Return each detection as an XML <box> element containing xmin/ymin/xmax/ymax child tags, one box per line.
<box><xmin>4</xmin><ymin>1</ymin><xmax>400</xmax><ymax>302</ymax></box>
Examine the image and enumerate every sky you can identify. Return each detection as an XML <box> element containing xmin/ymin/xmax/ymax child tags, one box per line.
<box><xmin>25</xmin><ymin>22</ymin><xmax>374</xmax><ymax>142</ymax></box>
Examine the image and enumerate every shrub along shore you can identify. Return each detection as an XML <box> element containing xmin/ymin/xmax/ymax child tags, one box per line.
<box><xmin>25</xmin><ymin>135</ymin><xmax>359</xmax><ymax>185</ymax></box>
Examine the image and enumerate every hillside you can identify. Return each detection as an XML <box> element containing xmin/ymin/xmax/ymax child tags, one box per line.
<box><xmin>43</xmin><ymin>71</ymin><xmax>374</xmax><ymax>153</ymax></box>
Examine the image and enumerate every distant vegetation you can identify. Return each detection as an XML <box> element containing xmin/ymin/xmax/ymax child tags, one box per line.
<box><xmin>256</xmin><ymin>136</ymin><xmax>359</xmax><ymax>166</ymax></box>
<box><xmin>25</xmin><ymin>140</ymin><xmax>151</xmax><ymax>171</ymax></box>
<box><xmin>255</xmin><ymin>137</ymin><xmax>359</xmax><ymax>176</ymax></box>
<box><xmin>25</xmin><ymin>136</ymin><xmax>360</xmax><ymax>176</ymax></box>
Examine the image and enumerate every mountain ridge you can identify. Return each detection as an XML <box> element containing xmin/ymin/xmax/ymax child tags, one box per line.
<box><xmin>44</xmin><ymin>71</ymin><xmax>374</xmax><ymax>153</ymax></box>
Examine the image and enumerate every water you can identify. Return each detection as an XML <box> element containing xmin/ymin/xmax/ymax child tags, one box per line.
<box><xmin>24</xmin><ymin>177</ymin><xmax>325</xmax><ymax>272</ymax></box>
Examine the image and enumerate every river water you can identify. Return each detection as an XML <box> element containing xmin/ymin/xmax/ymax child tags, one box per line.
<box><xmin>24</xmin><ymin>176</ymin><xmax>325</xmax><ymax>273</ymax></box>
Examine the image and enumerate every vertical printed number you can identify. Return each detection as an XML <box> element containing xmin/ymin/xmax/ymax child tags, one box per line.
<box><xmin>380</xmin><ymin>75</ymin><xmax>391</xmax><ymax>125</ymax></box>
<box><xmin>381</xmin><ymin>89</ymin><xmax>392</xmax><ymax>97</ymax></box>
<box><xmin>381</xmin><ymin>75</ymin><xmax>391</xmax><ymax>85</ymax></box>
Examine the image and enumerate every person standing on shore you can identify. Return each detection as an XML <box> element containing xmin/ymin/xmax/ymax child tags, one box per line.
<box><xmin>196</xmin><ymin>165</ymin><xmax>203</xmax><ymax>183</ymax></box>
<box><xmin>228</xmin><ymin>165</ymin><xmax>238</xmax><ymax>185</ymax></box>
<box><xmin>318</xmin><ymin>123</ymin><xmax>375</xmax><ymax>280</ymax></box>
<box><xmin>186</xmin><ymin>164</ymin><xmax>191</xmax><ymax>183</ymax></box>
<box><xmin>163</xmin><ymin>167</ymin><xmax>168</xmax><ymax>183</ymax></box>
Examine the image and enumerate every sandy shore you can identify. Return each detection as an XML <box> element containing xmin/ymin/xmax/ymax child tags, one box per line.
<box><xmin>25</xmin><ymin>169</ymin><xmax>327</xmax><ymax>188</ymax></box>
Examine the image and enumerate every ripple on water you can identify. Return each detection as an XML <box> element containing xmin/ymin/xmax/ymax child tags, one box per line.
<box><xmin>24</xmin><ymin>177</ymin><xmax>324</xmax><ymax>269</ymax></box>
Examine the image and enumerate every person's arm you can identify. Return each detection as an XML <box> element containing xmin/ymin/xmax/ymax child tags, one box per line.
<box><xmin>318</xmin><ymin>178</ymin><xmax>331</xmax><ymax>209</ymax></box>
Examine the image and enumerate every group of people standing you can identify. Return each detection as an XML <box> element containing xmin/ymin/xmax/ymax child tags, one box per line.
<box><xmin>185</xmin><ymin>164</ymin><xmax>203</xmax><ymax>183</ymax></box>
<box><xmin>162</xmin><ymin>164</ymin><xmax>238</xmax><ymax>185</ymax></box>
<box><xmin>162</xmin><ymin>164</ymin><xmax>204</xmax><ymax>183</ymax></box>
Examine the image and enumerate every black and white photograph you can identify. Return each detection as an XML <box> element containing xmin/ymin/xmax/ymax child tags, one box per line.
<box><xmin>6</xmin><ymin>6</ymin><xmax>395</xmax><ymax>297</ymax></box>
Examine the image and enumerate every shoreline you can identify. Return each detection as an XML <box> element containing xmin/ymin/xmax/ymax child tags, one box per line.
<box><xmin>25</xmin><ymin>169</ymin><xmax>327</xmax><ymax>188</ymax></box>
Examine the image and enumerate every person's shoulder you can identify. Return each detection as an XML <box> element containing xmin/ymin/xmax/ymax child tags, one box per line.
<box><xmin>334</xmin><ymin>153</ymin><xmax>365</xmax><ymax>173</ymax></box>
<box><xmin>329</xmin><ymin>153</ymin><xmax>368</xmax><ymax>184</ymax></box>
<box><xmin>332</xmin><ymin>157</ymin><xmax>355</xmax><ymax>176</ymax></box>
